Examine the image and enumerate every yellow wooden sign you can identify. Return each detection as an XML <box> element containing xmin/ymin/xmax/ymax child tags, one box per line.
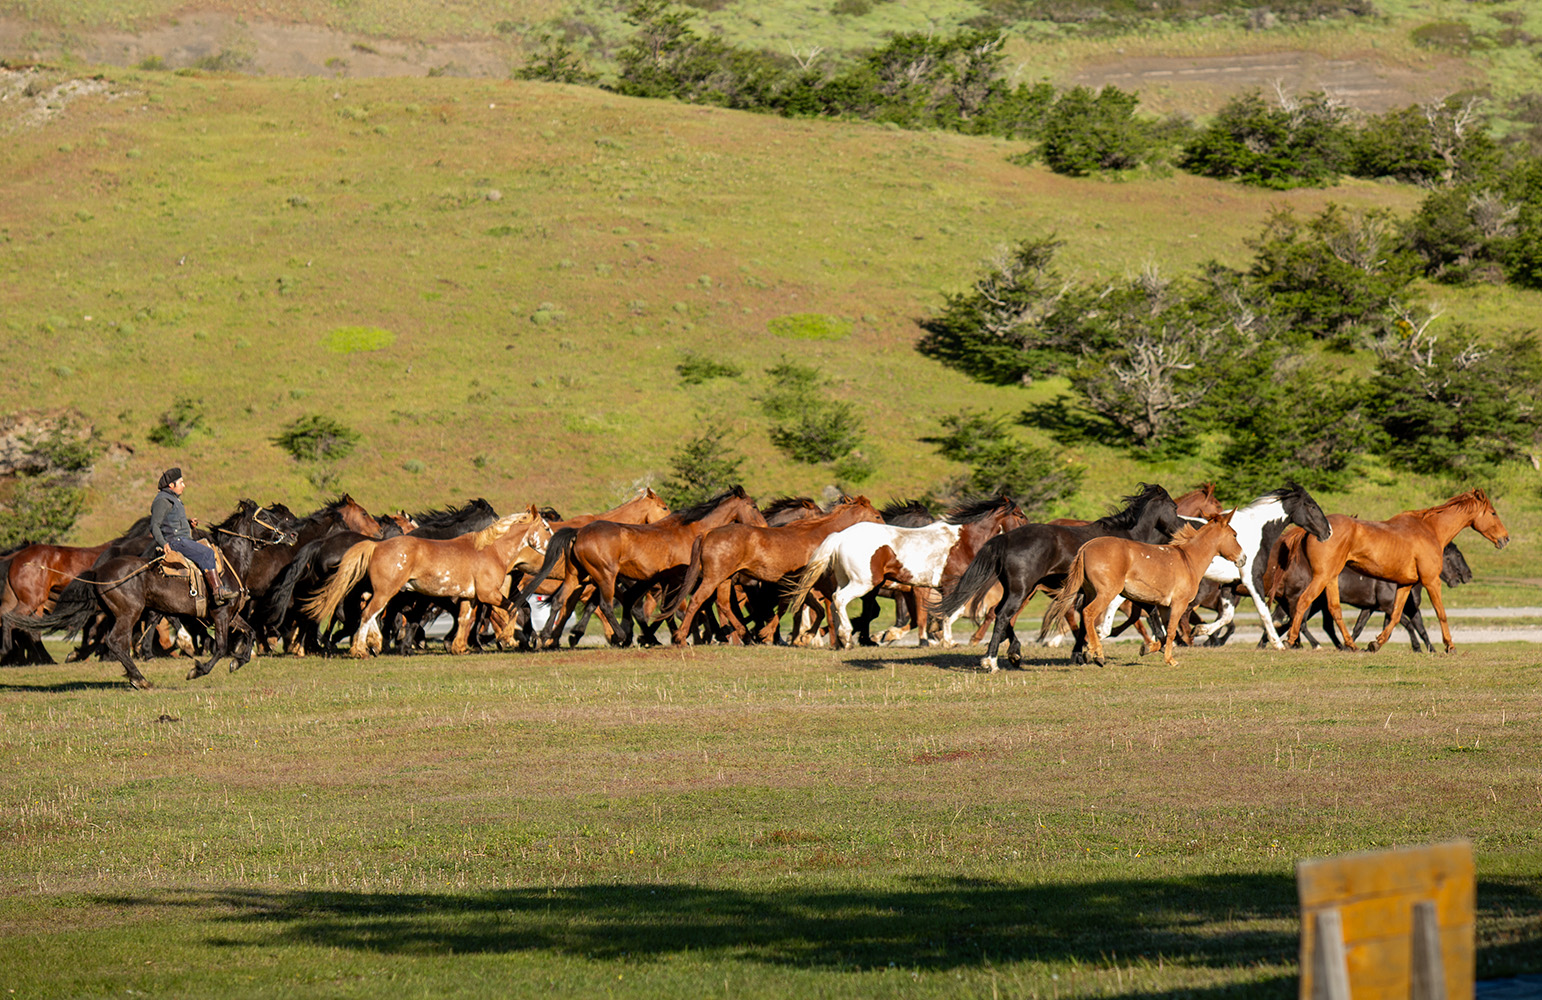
<box><xmin>1297</xmin><ymin>840</ymin><xmax>1474</xmax><ymax>1000</ymax></box>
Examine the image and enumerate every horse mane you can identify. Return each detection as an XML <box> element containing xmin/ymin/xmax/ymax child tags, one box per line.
<box><xmin>762</xmin><ymin>496</ymin><xmax>820</xmax><ymax>519</ymax></box>
<box><xmin>944</xmin><ymin>495</ymin><xmax>1013</xmax><ymax>525</ymax></box>
<box><xmin>409</xmin><ymin>498</ymin><xmax>500</xmax><ymax>534</ymax></box>
<box><xmin>1411</xmin><ymin>489</ymin><xmax>1490</xmax><ymax>518</ymax></box>
<box><xmin>881</xmin><ymin>498</ymin><xmax>933</xmax><ymax>522</ymax></box>
<box><xmin>673</xmin><ymin>487</ymin><xmax>749</xmax><ymax>524</ymax></box>
<box><xmin>111</xmin><ymin>514</ymin><xmax>153</xmax><ymax>543</ymax></box>
<box><xmin>1094</xmin><ymin>483</ymin><xmax>1173</xmax><ymax>530</ymax></box>
<box><xmin>470</xmin><ymin>511</ymin><xmax>530</xmax><ymax>551</ymax></box>
<box><xmin>1169</xmin><ymin>522</ymin><xmax>1200</xmax><ymax>544</ymax></box>
<box><xmin>211</xmin><ymin>499</ymin><xmax>259</xmax><ymax>533</ymax></box>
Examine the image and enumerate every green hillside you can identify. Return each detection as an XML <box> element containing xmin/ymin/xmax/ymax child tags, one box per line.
<box><xmin>1</xmin><ymin>61</ymin><xmax>1539</xmax><ymax>599</ymax></box>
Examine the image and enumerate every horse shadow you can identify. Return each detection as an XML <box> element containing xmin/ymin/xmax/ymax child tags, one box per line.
<box><xmin>843</xmin><ymin>651</ymin><xmax>1068</xmax><ymax>672</ymax></box>
<box><xmin>0</xmin><ymin>678</ymin><xmax>129</xmax><ymax>693</ymax></box>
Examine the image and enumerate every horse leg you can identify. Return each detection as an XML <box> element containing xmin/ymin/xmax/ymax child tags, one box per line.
<box><xmin>711</xmin><ymin>581</ymin><xmax>750</xmax><ymax>645</ymax></box>
<box><xmin>1285</xmin><ymin>568</ymin><xmax>1337</xmax><ymax>649</ymax></box>
<box><xmin>1368</xmin><ymin>584</ymin><xmax>1416</xmax><ymax>653</ymax></box>
<box><xmin>851</xmin><ymin>592</ymin><xmax>880</xmax><ymax>646</ymax></box>
<box><xmin>1160</xmin><ymin>603</ymin><xmax>1183</xmax><ymax>667</ymax></box>
<box><xmin>447</xmin><ymin>600</ymin><xmax>476</xmax><ymax>654</ymax></box>
<box><xmin>106</xmin><ymin>616</ymin><xmax>152</xmax><ymax>690</ymax></box>
<box><xmin>1081</xmin><ymin>592</ymin><xmax>1113</xmax><ymax>667</ymax></box>
<box><xmin>351</xmin><ymin>592</ymin><xmax>391</xmax><ymax>659</ymax></box>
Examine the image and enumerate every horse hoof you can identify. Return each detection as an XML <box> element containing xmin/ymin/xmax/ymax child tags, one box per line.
<box><xmin>980</xmin><ymin>656</ymin><xmax>998</xmax><ymax>673</ymax></box>
<box><xmin>1365</xmin><ymin>640</ymin><xmax>1380</xmax><ymax>653</ymax></box>
<box><xmin>132</xmin><ymin>678</ymin><xmax>154</xmax><ymax>690</ymax></box>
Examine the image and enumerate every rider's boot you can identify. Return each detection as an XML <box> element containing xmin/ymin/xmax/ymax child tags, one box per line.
<box><xmin>204</xmin><ymin>568</ymin><xmax>238</xmax><ymax>605</ymax></box>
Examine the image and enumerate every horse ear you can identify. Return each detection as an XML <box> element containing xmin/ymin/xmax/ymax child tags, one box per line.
<box><xmin>525</xmin><ymin>503</ymin><xmax>539</xmax><ymax>517</ymax></box>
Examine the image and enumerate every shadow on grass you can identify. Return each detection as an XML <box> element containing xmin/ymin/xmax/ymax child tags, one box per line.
<box><xmin>94</xmin><ymin>874</ymin><xmax>1307</xmax><ymax>981</ymax></box>
<box><xmin>843</xmin><ymin>651</ymin><xmax>1070</xmax><ymax>672</ymax></box>
<box><xmin>0</xmin><ymin>678</ymin><xmax>129</xmax><ymax>692</ymax></box>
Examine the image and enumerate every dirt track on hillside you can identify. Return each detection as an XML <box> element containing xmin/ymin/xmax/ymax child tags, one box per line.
<box><xmin>0</xmin><ymin>12</ymin><xmax>1469</xmax><ymax>115</ymax></box>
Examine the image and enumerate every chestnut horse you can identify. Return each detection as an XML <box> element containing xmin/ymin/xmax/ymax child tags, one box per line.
<box><xmin>1038</xmin><ymin>511</ymin><xmax>1244</xmax><ymax>668</ymax></box>
<box><xmin>304</xmin><ymin>506</ymin><xmax>552</xmax><ymax>658</ymax></box>
<box><xmin>1282</xmin><ymin>489</ymin><xmax>1509</xmax><ymax>653</ymax></box>
<box><xmin>665</xmin><ymin>495</ymin><xmax>886</xmax><ymax>646</ymax></box>
<box><xmin>514</xmin><ymin>487</ymin><xmax>765</xmax><ymax>648</ymax></box>
<box><xmin>782</xmin><ymin>495</ymin><xmax>1027</xmax><ymax>649</ymax></box>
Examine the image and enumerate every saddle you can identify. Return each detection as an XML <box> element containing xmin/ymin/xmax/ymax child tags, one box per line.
<box><xmin>159</xmin><ymin>541</ymin><xmax>233</xmax><ymax>618</ymax></box>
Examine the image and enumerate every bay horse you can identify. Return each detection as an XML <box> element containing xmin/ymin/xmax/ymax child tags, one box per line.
<box><xmin>493</xmin><ymin>488</ymin><xmax>672</xmax><ymax>648</ymax></box>
<box><xmin>932</xmin><ymin>484</ymin><xmax>1183</xmax><ymax>672</ymax></box>
<box><xmin>514</xmin><ymin>487</ymin><xmax>765</xmax><ymax>648</ymax></box>
<box><xmin>1038</xmin><ymin>511</ymin><xmax>1245</xmax><ymax>668</ymax></box>
<box><xmin>303</xmin><ymin>506</ymin><xmax>552</xmax><ymax>658</ymax></box>
<box><xmin>782</xmin><ymin>495</ymin><xmax>1027</xmax><ymax>649</ymax></box>
<box><xmin>5</xmin><ymin>501</ymin><xmax>292</xmax><ymax>688</ymax></box>
<box><xmin>664</xmin><ymin>496</ymin><xmax>886</xmax><ymax>646</ymax></box>
<box><xmin>1282</xmin><ymin>488</ymin><xmax>1509</xmax><ymax>653</ymax></box>
<box><xmin>1266</xmin><ymin>533</ymin><xmax>1473</xmax><ymax>652</ymax></box>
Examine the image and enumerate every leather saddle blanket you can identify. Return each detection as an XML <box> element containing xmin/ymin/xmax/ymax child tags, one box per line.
<box><xmin>159</xmin><ymin>541</ymin><xmax>232</xmax><ymax>618</ymax></box>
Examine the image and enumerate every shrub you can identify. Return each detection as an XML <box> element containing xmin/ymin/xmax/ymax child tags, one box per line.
<box><xmin>676</xmin><ymin>352</ymin><xmax>743</xmax><ymax>385</ymax></box>
<box><xmin>0</xmin><ymin>478</ymin><xmax>87</xmax><ymax>548</ymax></box>
<box><xmin>273</xmin><ymin>415</ymin><xmax>360</xmax><ymax>462</ymax></box>
<box><xmin>660</xmin><ymin>433</ymin><xmax>745</xmax><ymax>507</ymax></box>
<box><xmin>756</xmin><ymin>359</ymin><xmax>866</xmax><ymax>466</ymax></box>
<box><xmin>1179</xmin><ymin>89</ymin><xmax>1353</xmax><ymax>189</ymax></box>
<box><xmin>147</xmin><ymin>397</ymin><xmax>206</xmax><ymax>446</ymax></box>
<box><xmin>1037</xmin><ymin>85</ymin><xmax>1149</xmax><ymax>176</ymax></box>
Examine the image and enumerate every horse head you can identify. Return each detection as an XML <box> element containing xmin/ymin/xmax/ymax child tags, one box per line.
<box><xmin>1441</xmin><ymin>542</ymin><xmax>1473</xmax><ymax>587</ymax></box>
<box><xmin>1467</xmin><ymin>488</ymin><xmax>1509</xmax><ymax>550</ymax></box>
<box><xmin>1282</xmin><ymin>482</ymin><xmax>1332</xmax><ymax>542</ymax></box>
<box><xmin>1212</xmin><ymin>509</ymin><xmax>1246</xmax><ymax>569</ymax></box>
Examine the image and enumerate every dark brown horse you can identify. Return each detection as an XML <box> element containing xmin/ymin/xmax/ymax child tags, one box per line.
<box><xmin>5</xmin><ymin>501</ymin><xmax>291</xmax><ymax>688</ymax></box>
<box><xmin>514</xmin><ymin>487</ymin><xmax>766</xmax><ymax>648</ymax></box>
<box><xmin>666</xmin><ymin>496</ymin><xmax>886</xmax><ymax>646</ymax></box>
<box><xmin>1282</xmin><ymin>489</ymin><xmax>1509</xmax><ymax>653</ymax></box>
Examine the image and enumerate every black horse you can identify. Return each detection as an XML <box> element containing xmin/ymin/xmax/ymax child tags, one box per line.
<box><xmin>7</xmin><ymin>501</ymin><xmax>292</xmax><ymax>688</ymax></box>
<box><xmin>932</xmin><ymin>484</ymin><xmax>1182</xmax><ymax>671</ymax></box>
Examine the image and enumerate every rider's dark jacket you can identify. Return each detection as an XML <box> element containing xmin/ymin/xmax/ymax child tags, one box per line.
<box><xmin>150</xmin><ymin>488</ymin><xmax>194</xmax><ymax>549</ymax></box>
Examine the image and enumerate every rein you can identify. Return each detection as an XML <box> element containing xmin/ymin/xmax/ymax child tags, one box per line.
<box><xmin>76</xmin><ymin>556</ymin><xmax>165</xmax><ymax>588</ymax></box>
<box><xmin>214</xmin><ymin>511</ymin><xmax>294</xmax><ymax>546</ymax></box>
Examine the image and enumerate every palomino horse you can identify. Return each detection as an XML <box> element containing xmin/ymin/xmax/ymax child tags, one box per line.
<box><xmin>1038</xmin><ymin>511</ymin><xmax>1245</xmax><ymax>668</ymax></box>
<box><xmin>932</xmin><ymin>484</ymin><xmax>1183</xmax><ymax>672</ymax></box>
<box><xmin>1267</xmin><ymin>531</ymin><xmax>1474</xmax><ymax>652</ymax></box>
<box><xmin>514</xmin><ymin>487</ymin><xmax>765</xmax><ymax>648</ymax></box>
<box><xmin>664</xmin><ymin>496</ymin><xmax>886</xmax><ymax>646</ymax></box>
<box><xmin>1283</xmin><ymin>489</ymin><xmax>1508</xmax><ymax>653</ymax></box>
<box><xmin>6</xmin><ymin>501</ymin><xmax>292</xmax><ymax>688</ymax></box>
<box><xmin>782</xmin><ymin>495</ymin><xmax>1027</xmax><ymax>649</ymax></box>
<box><xmin>303</xmin><ymin>506</ymin><xmax>552</xmax><ymax>658</ymax></box>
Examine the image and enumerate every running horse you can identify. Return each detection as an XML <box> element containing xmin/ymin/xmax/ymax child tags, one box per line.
<box><xmin>5</xmin><ymin>501</ymin><xmax>293</xmax><ymax>688</ymax></box>
<box><xmin>931</xmin><ymin>484</ymin><xmax>1183</xmax><ymax>672</ymax></box>
<box><xmin>781</xmin><ymin>495</ymin><xmax>1027</xmax><ymax>649</ymax></box>
<box><xmin>303</xmin><ymin>506</ymin><xmax>553</xmax><ymax>658</ymax></box>
<box><xmin>664</xmin><ymin>495</ymin><xmax>887</xmax><ymax>646</ymax></box>
<box><xmin>514</xmin><ymin>487</ymin><xmax>765</xmax><ymax>648</ymax></box>
<box><xmin>1038</xmin><ymin>511</ymin><xmax>1245</xmax><ymax>668</ymax></box>
<box><xmin>1282</xmin><ymin>488</ymin><xmax>1509</xmax><ymax>653</ymax></box>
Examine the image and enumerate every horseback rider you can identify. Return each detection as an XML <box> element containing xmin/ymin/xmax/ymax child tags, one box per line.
<box><xmin>150</xmin><ymin>467</ymin><xmax>237</xmax><ymax>605</ymax></box>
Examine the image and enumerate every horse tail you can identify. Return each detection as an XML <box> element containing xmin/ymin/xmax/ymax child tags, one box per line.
<box><xmin>302</xmin><ymin>540</ymin><xmax>376</xmax><ymax>625</ymax></box>
<box><xmin>7</xmin><ymin>575</ymin><xmax>101</xmax><ymax>638</ymax></box>
<box><xmin>1037</xmin><ymin>553</ymin><xmax>1086</xmax><ymax>642</ymax></box>
<box><xmin>265</xmin><ymin>537</ymin><xmax>323</xmax><ymax>627</ymax></box>
<box><xmin>512</xmin><ymin>527</ymin><xmax>577</xmax><ymax>607</ymax></box>
<box><xmin>782</xmin><ymin>533</ymin><xmax>840</xmax><ymax>619</ymax></box>
<box><xmin>656</xmin><ymin>534</ymin><xmax>706</xmax><ymax>622</ymax></box>
<box><xmin>931</xmin><ymin>533</ymin><xmax>1007</xmax><ymax>619</ymax></box>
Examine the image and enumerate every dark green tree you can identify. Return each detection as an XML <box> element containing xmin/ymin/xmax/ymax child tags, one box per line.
<box><xmin>756</xmin><ymin>359</ymin><xmax>866</xmax><ymax>466</ymax></box>
<box><xmin>1037</xmin><ymin>85</ymin><xmax>1148</xmax><ymax>176</ymax></box>
<box><xmin>1179</xmin><ymin>89</ymin><xmax>1353</xmax><ymax>189</ymax></box>
<box><xmin>660</xmin><ymin>433</ymin><xmax>745</xmax><ymax>508</ymax></box>
<box><xmin>273</xmin><ymin>415</ymin><xmax>360</xmax><ymax>462</ymax></box>
<box><xmin>515</xmin><ymin>35</ymin><xmax>599</xmax><ymax>85</ymax></box>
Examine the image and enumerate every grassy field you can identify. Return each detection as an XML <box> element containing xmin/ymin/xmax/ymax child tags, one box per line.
<box><xmin>1</xmin><ymin>638</ymin><xmax>1539</xmax><ymax>996</ymax></box>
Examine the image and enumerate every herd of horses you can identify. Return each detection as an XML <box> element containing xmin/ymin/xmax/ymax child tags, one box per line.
<box><xmin>0</xmin><ymin>479</ymin><xmax>1510</xmax><ymax>689</ymax></box>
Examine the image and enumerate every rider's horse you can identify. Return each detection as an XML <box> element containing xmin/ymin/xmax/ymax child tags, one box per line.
<box><xmin>6</xmin><ymin>501</ymin><xmax>293</xmax><ymax>688</ymax></box>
